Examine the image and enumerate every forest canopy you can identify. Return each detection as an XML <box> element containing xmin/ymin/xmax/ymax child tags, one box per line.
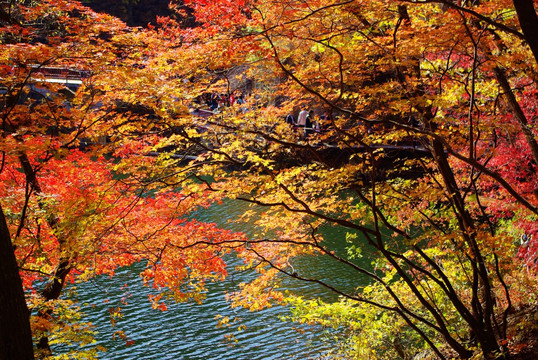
<box><xmin>1</xmin><ymin>0</ymin><xmax>538</xmax><ymax>359</ymax></box>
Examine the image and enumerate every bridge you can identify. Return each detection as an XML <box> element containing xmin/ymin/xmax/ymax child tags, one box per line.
<box><xmin>12</xmin><ymin>69</ymin><xmax>432</xmax><ymax>177</ymax></box>
<box><xmin>24</xmin><ymin>66</ymin><xmax>90</xmax><ymax>92</ymax></box>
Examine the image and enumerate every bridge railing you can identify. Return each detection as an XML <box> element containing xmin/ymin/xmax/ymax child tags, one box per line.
<box><xmin>29</xmin><ymin>66</ymin><xmax>91</xmax><ymax>80</ymax></box>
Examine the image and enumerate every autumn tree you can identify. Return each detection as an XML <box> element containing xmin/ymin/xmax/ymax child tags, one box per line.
<box><xmin>121</xmin><ymin>0</ymin><xmax>538</xmax><ymax>358</ymax></box>
<box><xmin>1</xmin><ymin>1</ymin><xmax>243</xmax><ymax>358</ymax></box>
<box><xmin>3</xmin><ymin>0</ymin><xmax>538</xmax><ymax>359</ymax></box>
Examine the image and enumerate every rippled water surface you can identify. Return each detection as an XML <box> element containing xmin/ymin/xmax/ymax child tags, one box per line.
<box><xmin>72</xmin><ymin>265</ymin><xmax>332</xmax><ymax>359</ymax></box>
<box><xmin>65</xmin><ymin>199</ymin><xmax>370</xmax><ymax>359</ymax></box>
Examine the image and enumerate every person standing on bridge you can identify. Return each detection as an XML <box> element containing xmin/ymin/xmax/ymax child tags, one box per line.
<box><xmin>209</xmin><ymin>93</ymin><xmax>219</xmax><ymax>111</ymax></box>
<box><xmin>297</xmin><ymin>109</ymin><xmax>308</xmax><ymax>126</ymax></box>
<box><xmin>285</xmin><ymin>113</ymin><xmax>295</xmax><ymax>125</ymax></box>
<box><xmin>304</xmin><ymin>110</ymin><xmax>315</xmax><ymax>137</ymax></box>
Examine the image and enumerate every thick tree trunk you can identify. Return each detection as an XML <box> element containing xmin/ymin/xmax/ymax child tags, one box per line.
<box><xmin>0</xmin><ymin>203</ymin><xmax>34</xmax><ymax>360</ymax></box>
<box><xmin>513</xmin><ymin>0</ymin><xmax>538</xmax><ymax>64</ymax></box>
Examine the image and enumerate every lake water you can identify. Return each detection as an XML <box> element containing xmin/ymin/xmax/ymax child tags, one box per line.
<box><xmin>63</xmin><ymin>199</ymin><xmax>371</xmax><ymax>359</ymax></box>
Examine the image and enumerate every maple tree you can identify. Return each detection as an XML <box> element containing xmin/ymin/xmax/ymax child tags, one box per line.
<box><xmin>2</xmin><ymin>0</ymin><xmax>538</xmax><ymax>359</ymax></box>
<box><xmin>0</xmin><ymin>1</ymin><xmax>242</xmax><ymax>359</ymax></box>
<box><xmin>138</xmin><ymin>0</ymin><xmax>537</xmax><ymax>359</ymax></box>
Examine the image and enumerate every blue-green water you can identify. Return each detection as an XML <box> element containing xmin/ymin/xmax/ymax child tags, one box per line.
<box><xmin>64</xmin><ymin>199</ymin><xmax>371</xmax><ymax>359</ymax></box>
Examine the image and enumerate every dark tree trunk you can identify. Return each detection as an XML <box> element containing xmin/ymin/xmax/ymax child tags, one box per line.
<box><xmin>17</xmin><ymin>153</ymin><xmax>71</xmax><ymax>357</ymax></box>
<box><xmin>392</xmin><ymin>5</ymin><xmax>504</xmax><ymax>359</ymax></box>
<box><xmin>0</xmin><ymin>203</ymin><xmax>34</xmax><ymax>360</ymax></box>
<box><xmin>513</xmin><ymin>0</ymin><xmax>538</xmax><ymax>64</ymax></box>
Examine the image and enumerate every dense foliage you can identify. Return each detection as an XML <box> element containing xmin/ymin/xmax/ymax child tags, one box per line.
<box><xmin>1</xmin><ymin>0</ymin><xmax>538</xmax><ymax>359</ymax></box>
<box><xmin>0</xmin><ymin>2</ymin><xmax>241</xmax><ymax>358</ymax></box>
